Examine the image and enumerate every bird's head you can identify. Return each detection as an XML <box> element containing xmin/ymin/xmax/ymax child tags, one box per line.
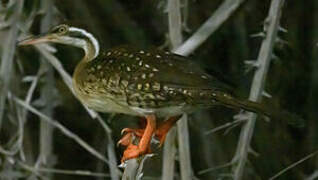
<box><xmin>19</xmin><ymin>24</ymin><xmax>100</xmax><ymax>60</ymax></box>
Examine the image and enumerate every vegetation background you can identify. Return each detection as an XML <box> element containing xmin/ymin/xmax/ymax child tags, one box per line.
<box><xmin>0</xmin><ymin>0</ymin><xmax>316</xmax><ymax>179</ymax></box>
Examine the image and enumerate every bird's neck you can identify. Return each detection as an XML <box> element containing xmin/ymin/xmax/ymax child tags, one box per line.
<box><xmin>68</xmin><ymin>27</ymin><xmax>100</xmax><ymax>62</ymax></box>
<box><xmin>73</xmin><ymin>38</ymin><xmax>99</xmax><ymax>84</ymax></box>
<box><xmin>82</xmin><ymin>40</ymin><xmax>98</xmax><ymax>62</ymax></box>
<box><xmin>74</xmin><ymin>41</ymin><xmax>95</xmax><ymax>81</ymax></box>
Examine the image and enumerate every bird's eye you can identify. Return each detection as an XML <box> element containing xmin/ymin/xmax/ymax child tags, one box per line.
<box><xmin>58</xmin><ymin>26</ymin><xmax>67</xmax><ymax>33</ymax></box>
<box><xmin>50</xmin><ymin>24</ymin><xmax>69</xmax><ymax>34</ymax></box>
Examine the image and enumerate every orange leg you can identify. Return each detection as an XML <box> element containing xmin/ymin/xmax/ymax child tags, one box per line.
<box><xmin>121</xmin><ymin>115</ymin><xmax>156</xmax><ymax>162</ymax></box>
<box><xmin>155</xmin><ymin>116</ymin><xmax>181</xmax><ymax>146</ymax></box>
<box><xmin>118</xmin><ymin>116</ymin><xmax>181</xmax><ymax>148</ymax></box>
<box><xmin>117</xmin><ymin>118</ymin><xmax>147</xmax><ymax>147</ymax></box>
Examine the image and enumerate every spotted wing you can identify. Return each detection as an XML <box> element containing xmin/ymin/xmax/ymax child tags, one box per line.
<box><xmin>90</xmin><ymin>46</ymin><xmax>232</xmax><ymax>109</ymax></box>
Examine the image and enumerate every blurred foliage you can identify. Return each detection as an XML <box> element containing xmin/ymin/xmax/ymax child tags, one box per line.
<box><xmin>0</xmin><ymin>0</ymin><xmax>317</xmax><ymax>179</ymax></box>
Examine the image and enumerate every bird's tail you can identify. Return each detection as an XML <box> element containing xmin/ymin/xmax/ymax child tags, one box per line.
<box><xmin>211</xmin><ymin>91</ymin><xmax>305</xmax><ymax>128</ymax></box>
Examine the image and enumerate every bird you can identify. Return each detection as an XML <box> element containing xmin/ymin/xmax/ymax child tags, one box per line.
<box><xmin>18</xmin><ymin>24</ymin><xmax>303</xmax><ymax>163</ymax></box>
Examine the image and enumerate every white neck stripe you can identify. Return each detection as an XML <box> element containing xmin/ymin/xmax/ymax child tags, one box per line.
<box><xmin>69</xmin><ymin>27</ymin><xmax>100</xmax><ymax>58</ymax></box>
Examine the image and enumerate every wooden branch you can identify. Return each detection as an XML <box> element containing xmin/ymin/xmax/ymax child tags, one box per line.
<box><xmin>162</xmin><ymin>127</ymin><xmax>177</xmax><ymax>180</ymax></box>
<box><xmin>0</xmin><ymin>0</ymin><xmax>24</xmax><ymax>129</ymax></box>
<box><xmin>13</xmin><ymin>96</ymin><xmax>110</xmax><ymax>164</ymax></box>
<box><xmin>38</xmin><ymin>1</ymin><xmax>55</xmax><ymax>175</ymax></box>
<box><xmin>270</xmin><ymin>150</ymin><xmax>318</xmax><ymax>180</ymax></box>
<box><xmin>121</xmin><ymin>159</ymin><xmax>139</xmax><ymax>180</ymax></box>
<box><xmin>162</xmin><ymin>0</ymin><xmax>184</xmax><ymax>179</ymax></box>
<box><xmin>18</xmin><ymin>161</ymin><xmax>110</xmax><ymax>178</ymax></box>
<box><xmin>232</xmin><ymin>0</ymin><xmax>285</xmax><ymax>179</ymax></box>
<box><xmin>174</xmin><ymin>0</ymin><xmax>245</xmax><ymax>56</ymax></box>
<box><xmin>121</xmin><ymin>154</ymin><xmax>153</xmax><ymax>180</ymax></box>
<box><xmin>177</xmin><ymin>114</ymin><xmax>193</xmax><ymax>180</ymax></box>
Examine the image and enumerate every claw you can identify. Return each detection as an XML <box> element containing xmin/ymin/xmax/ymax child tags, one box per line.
<box><xmin>151</xmin><ymin>137</ymin><xmax>160</xmax><ymax>145</ymax></box>
<box><xmin>118</xmin><ymin>162</ymin><xmax>127</xmax><ymax>168</ymax></box>
<box><xmin>121</xmin><ymin>128</ymin><xmax>131</xmax><ymax>135</ymax></box>
<box><xmin>117</xmin><ymin>133</ymin><xmax>133</xmax><ymax>147</ymax></box>
<box><xmin>121</xmin><ymin>128</ymin><xmax>144</xmax><ymax>137</ymax></box>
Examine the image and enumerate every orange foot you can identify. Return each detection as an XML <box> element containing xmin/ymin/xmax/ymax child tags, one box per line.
<box><xmin>155</xmin><ymin>116</ymin><xmax>181</xmax><ymax>146</ymax></box>
<box><xmin>117</xmin><ymin>128</ymin><xmax>144</xmax><ymax>147</ymax></box>
<box><xmin>118</xmin><ymin>115</ymin><xmax>181</xmax><ymax>162</ymax></box>
<box><xmin>120</xmin><ymin>115</ymin><xmax>156</xmax><ymax>162</ymax></box>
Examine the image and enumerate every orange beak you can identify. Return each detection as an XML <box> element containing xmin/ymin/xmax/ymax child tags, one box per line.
<box><xmin>18</xmin><ymin>34</ymin><xmax>52</xmax><ymax>46</ymax></box>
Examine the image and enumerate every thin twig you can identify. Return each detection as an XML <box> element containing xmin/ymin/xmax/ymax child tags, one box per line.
<box><xmin>205</xmin><ymin>118</ymin><xmax>245</xmax><ymax>135</ymax></box>
<box><xmin>104</xmin><ymin>114</ymin><xmax>120</xmax><ymax>180</ymax></box>
<box><xmin>231</xmin><ymin>0</ymin><xmax>285</xmax><ymax>179</ymax></box>
<box><xmin>0</xmin><ymin>0</ymin><xmax>25</xmax><ymax>160</ymax></box>
<box><xmin>306</xmin><ymin>170</ymin><xmax>318</xmax><ymax>180</ymax></box>
<box><xmin>22</xmin><ymin>68</ymin><xmax>43</xmax><ymax>120</ymax></box>
<box><xmin>181</xmin><ymin>0</ymin><xmax>190</xmax><ymax>31</ymax></box>
<box><xmin>18</xmin><ymin>161</ymin><xmax>110</xmax><ymax>178</ymax></box>
<box><xmin>174</xmin><ymin>0</ymin><xmax>245</xmax><ymax>56</ymax></box>
<box><xmin>198</xmin><ymin>162</ymin><xmax>233</xmax><ymax>175</ymax></box>
<box><xmin>0</xmin><ymin>0</ymin><xmax>24</xmax><ymax>129</ymax></box>
<box><xmin>16</xmin><ymin>102</ymin><xmax>26</xmax><ymax>161</ymax></box>
<box><xmin>269</xmin><ymin>150</ymin><xmax>318</xmax><ymax>180</ymax></box>
<box><xmin>37</xmin><ymin>0</ymin><xmax>56</xmax><ymax>175</ymax></box>
<box><xmin>16</xmin><ymin>69</ymin><xmax>43</xmax><ymax>164</ymax></box>
<box><xmin>0</xmin><ymin>108</ymin><xmax>25</xmax><ymax>157</ymax></box>
<box><xmin>12</xmin><ymin>95</ymin><xmax>111</xmax><ymax>165</ymax></box>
